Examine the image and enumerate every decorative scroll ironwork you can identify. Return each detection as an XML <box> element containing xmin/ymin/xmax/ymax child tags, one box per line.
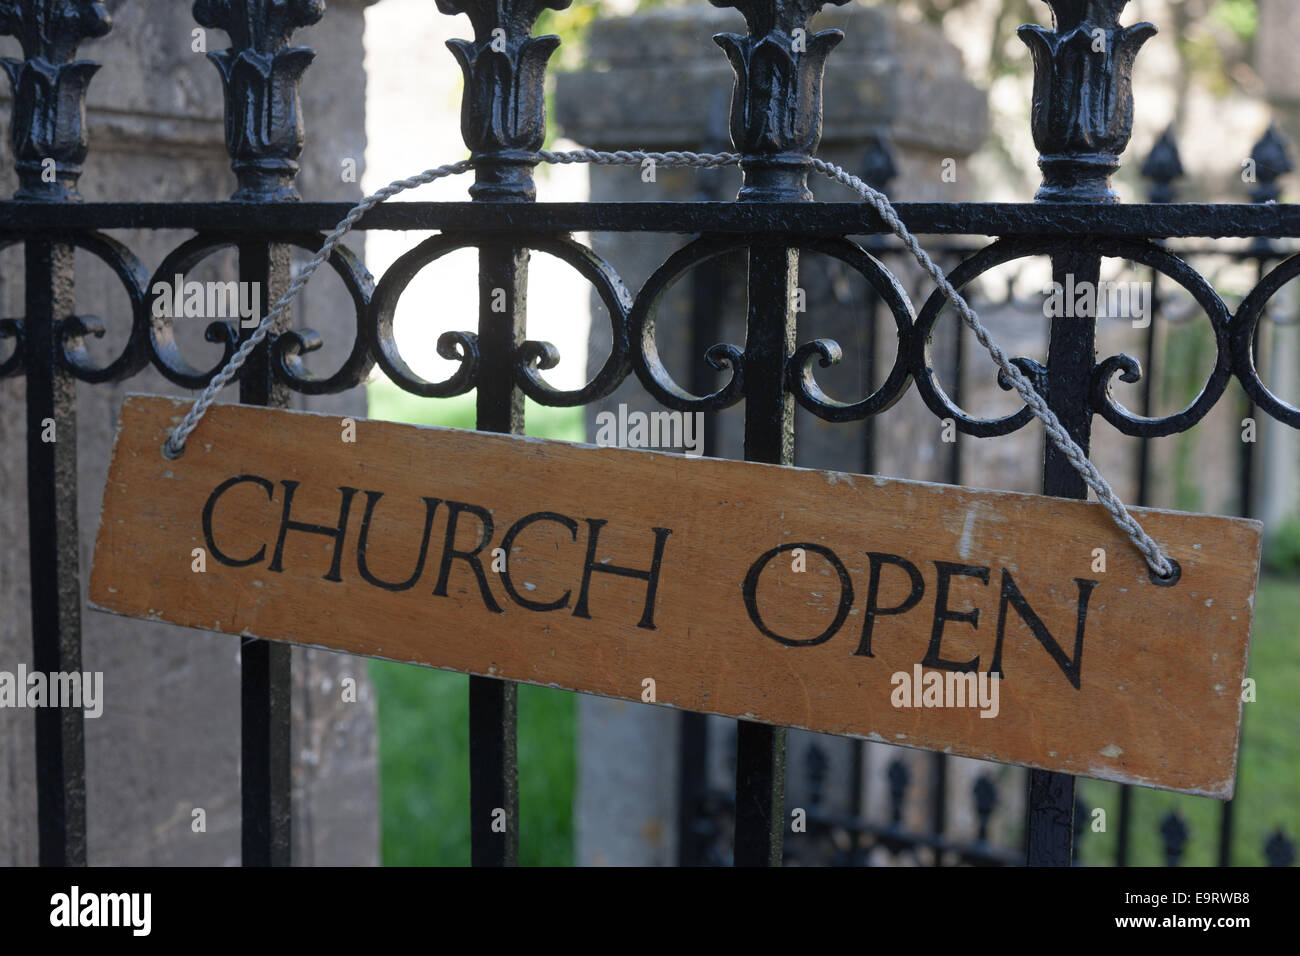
<box><xmin>54</xmin><ymin>231</ymin><xmax>152</xmax><ymax>383</ymax></box>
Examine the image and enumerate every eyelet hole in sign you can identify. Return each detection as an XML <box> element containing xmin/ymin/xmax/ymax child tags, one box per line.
<box><xmin>1149</xmin><ymin>556</ymin><xmax>1182</xmax><ymax>588</ymax></box>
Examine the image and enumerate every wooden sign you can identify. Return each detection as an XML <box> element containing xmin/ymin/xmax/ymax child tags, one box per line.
<box><xmin>90</xmin><ymin>395</ymin><xmax>1261</xmax><ymax>797</ymax></box>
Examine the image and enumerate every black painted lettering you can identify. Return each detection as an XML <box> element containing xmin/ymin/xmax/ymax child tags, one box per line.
<box><xmin>500</xmin><ymin>511</ymin><xmax>579</xmax><ymax>612</ymax></box>
<box><xmin>356</xmin><ymin>492</ymin><xmax>441</xmax><ymax>592</ymax></box>
<box><xmin>743</xmin><ymin>542</ymin><xmax>854</xmax><ymax>647</ymax></box>
<box><xmin>432</xmin><ymin>501</ymin><xmax>502</xmax><ymax>614</ymax></box>
<box><xmin>202</xmin><ymin>474</ymin><xmax>274</xmax><ymax>567</ymax></box>
<box><xmin>854</xmin><ymin>552</ymin><xmax>925</xmax><ymax>657</ymax></box>
<box><xmin>922</xmin><ymin>561</ymin><xmax>989</xmax><ymax>672</ymax></box>
<box><xmin>268</xmin><ymin>481</ymin><xmax>358</xmax><ymax>582</ymax></box>
<box><xmin>991</xmin><ymin>571</ymin><xmax>1100</xmax><ymax>690</ymax></box>
<box><xmin>573</xmin><ymin>519</ymin><xmax>672</xmax><ymax>630</ymax></box>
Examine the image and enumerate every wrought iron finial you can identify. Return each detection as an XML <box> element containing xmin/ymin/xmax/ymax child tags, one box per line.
<box><xmin>711</xmin><ymin>0</ymin><xmax>851</xmax><ymax>201</ymax></box>
<box><xmin>1018</xmin><ymin>0</ymin><xmax>1156</xmax><ymax>203</ymax></box>
<box><xmin>1159</xmin><ymin>810</ymin><xmax>1188</xmax><ymax>866</ymax></box>
<box><xmin>0</xmin><ymin>0</ymin><xmax>112</xmax><ymax>200</ymax></box>
<box><xmin>860</xmin><ymin>132</ymin><xmax>899</xmax><ymax>193</ymax></box>
<box><xmin>885</xmin><ymin>757</ymin><xmax>910</xmax><ymax>826</ymax></box>
<box><xmin>437</xmin><ymin>0</ymin><xmax>572</xmax><ymax>202</ymax></box>
<box><xmin>1140</xmin><ymin>125</ymin><xmax>1183</xmax><ymax>203</ymax></box>
<box><xmin>1265</xmin><ymin>829</ymin><xmax>1296</xmax><ymax>867</ymax></box>
<box><xmin>192</xmin><ymin>0</ymin><xmax>326</xmax><ymax>201</ymax></box>
<box><xmin>973</xmin><ymin>775</ymin><xmax>997</xmax><ymax>843</ymax></box>
<box><xmin>1249</xmin><ymin>123</ymin><xmax>1293</xmax><ymax>204</ymax></box>
<box><xmin>804</xmin><ymin>742</ymin><xmax>828</xmax><ymax>807</ymax></box>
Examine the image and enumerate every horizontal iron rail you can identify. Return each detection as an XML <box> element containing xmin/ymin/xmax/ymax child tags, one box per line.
<box><xmin>3</xmin><ymin>202</ymin><xmax>1300</xmax><ymax>238</ymax></box>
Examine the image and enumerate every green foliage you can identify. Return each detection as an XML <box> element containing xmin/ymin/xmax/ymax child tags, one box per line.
<box><xmin>1159</xmin><ymin>317</ymin><xmax>1217</xmax><ymax>513</ymax></box>
<box><xmin>366</xmin><ymin>376</ymin><xmax>586</xmax><ymax>442</ymax></box>
<box><xmin>1264</xmin><ymin>517</ymin><xmax>1300</xmax><ymax>577</ymax></box>
<box><xmin>1212</xmin><ymin>0</ymin><xmax>1259</xmax><ymax>41</ymax></box>
<box><xmin>537</xmin><ymin>3</ymin><xmax>605</xmax><ymax>73</ymax></box>
<box><xmin>372</xmin><ymin>662</ymin><xmax>577</xmax><ymax>866</ymax></box>
<box><xmin>538</xmin><ymin>0</ymin><xmax>686</xmax><ymax>72</ymax></box>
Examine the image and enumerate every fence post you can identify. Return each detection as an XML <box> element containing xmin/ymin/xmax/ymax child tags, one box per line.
<box><xmin>1</xmin><ymin>0</ymin><xmax>114</xmax><ymax>867</ymax></box>
<box><xmin>1018</xmin><ymin>0</ymin><xmax>1155</xmax><ymax>866</ymax></box>
<box><xmin>438</xmin><ymin>0</ymin><xmax>570</xmax><ymax>865</ymax></box>
<box><xmin>713</xmin><ymin>0</ymin><xmax>849</xmax><ymax>866</ymax></box>
<box><xmin>193</xmin><ymin>0</ymin><xmax>327</xmax><ymax>866</ymax></box>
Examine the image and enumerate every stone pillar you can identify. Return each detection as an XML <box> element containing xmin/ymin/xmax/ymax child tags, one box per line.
<box><xmin>0</xmin><ymin>0</ymin><xmax>378</xmax><ymax>865</ymax></box>
<box><xmin>556</xmin><ymin>3</ymin><xmax>990</xmax><ymax>865</ymax></box>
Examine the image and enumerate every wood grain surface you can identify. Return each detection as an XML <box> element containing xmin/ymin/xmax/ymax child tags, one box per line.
<box><xmin>90</xmin><ymin>395</ymin><xmax>1262</xmax><ymax>796</ymax></box>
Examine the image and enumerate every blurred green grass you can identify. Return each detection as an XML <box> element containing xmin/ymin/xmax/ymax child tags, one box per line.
<box><xmin>366</xmin><ymin>377</ymin><xmax>583</xmax><ymax>866</ymax></box>
<box><xmin>1078</xmin><ymin>575</ymin><xmax>1300</xmax><ymax>866</ymax></box>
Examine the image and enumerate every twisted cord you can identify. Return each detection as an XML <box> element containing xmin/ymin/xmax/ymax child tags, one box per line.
<box><xmin>808</xmin><ymin>157</ymin><xmax>1172</xmax><ymax>578</ymax></box>
<box><xmin>163</xmin><ymin>148</ymin><xmax>1172</xmax><ymax>579</ymax></box>
<box><xmin>163</xmin><ymin>159</ymin><xmax>474</xmax><ymax>458</ymax></box>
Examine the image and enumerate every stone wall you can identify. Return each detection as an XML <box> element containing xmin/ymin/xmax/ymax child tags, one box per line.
<box><xmin>0</xmin><ymin>0</ymin><xmax>379</xmax><ymax>865</ymax></box>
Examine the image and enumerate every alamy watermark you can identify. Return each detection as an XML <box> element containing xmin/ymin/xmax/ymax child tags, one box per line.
<box><xmin>151</xmin><ymin>274</ymin><xmax>261</xmax><ymax>329</ymax></box>
<box><xmin>50</xmin><ymin>886</ymin><xmax>150</xmax><ymax>936</ymax></box>
<box><xmin>0</xmin><ymin>665</ymin><xmax>103</xmax><ymax>718</ymax></box>
<box><xmin>1043</xmin><ymin>275</ymin><xmax>1152</xmax><ymax>328</ymax></box>
<box><xmin>890</xmin><ymin>664</ymin><xmax>1000</xmax><ymax>718</ymax></box>
<box><xmin>594</xmin><ymin>404</ymin><xmax>705</xmax><ymax>457</ymax></box>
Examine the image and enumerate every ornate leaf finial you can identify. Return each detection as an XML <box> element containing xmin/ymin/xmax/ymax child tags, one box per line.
<box><xmin>192</xmin><ymin>0</ymin><xmax>327</xmax><ymax>201</ymax></box>
<box><xmin>0</xmin><ymin>0</ymin><xmax>113</xmax><ymax>200</ymax></box>
<box><xmin>711</xmin><ymin>0</ymin><xmax>852</xmax><ymax>202</ymax></box>
<box><xmin>1019</xmin><ymin>0</ymin><xmax>1156</xmax><ymax>203</ymax></box>
<box><xmin>437</xmin><ymin>0</ymin><xmax>572</xmax><ymax>202</ymax></box>
<box><xmin>1140</xmin><ymin>125</ymin><xmax>1182</xmax><ymax>203</ymax></box>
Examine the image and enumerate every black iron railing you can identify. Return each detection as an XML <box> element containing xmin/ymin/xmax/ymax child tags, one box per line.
<box><xmin>678</xmin><ymin>125</ymin><xmax>1300</xmax><ymax>868</ymax></box>
<box><xmin>2</xmin><ymin>0</ymin><xmax>1297</xmax><ymax>867</ymax></box>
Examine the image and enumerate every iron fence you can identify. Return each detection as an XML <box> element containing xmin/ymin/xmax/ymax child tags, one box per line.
<box><xmin>1</xmin><ymin>0</ymin><xmax>1298</xmax><ymax>867</ymax></box>
<box><xmin>679</xmin><ymin>127</ymin><xmax>1300</xmax><ymax>867</ymax></box>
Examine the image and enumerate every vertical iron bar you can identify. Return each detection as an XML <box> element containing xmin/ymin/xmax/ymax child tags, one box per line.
<box><xmin>851</xmin><ymin>278</ymin><xmax>879</xmax><ymax>865</ymax></box>
<box><xmin>5</xmin><ymin>0</ymin><xmax>115</xmax><ymax>870</ymax></box>
<box><xmin>1218</xmin><ymin>252</ymin><xmax>1270</xmax><ymax>867</ymax></box>
<box><xmin>1026</xmin><ymin>250</ymin><xmax>1101</xmax><ymax>866</ymax></box>
<box><xmin>195</xmin><ymin>0</ymin><xmax>323</xmax><ymax>867</ymax></box>
<box><xmin>26</xmin><ymin>239</ymin><xmax>87</xmax><ymax>866</ymax></box>
<box><xmin>435</xmin><ymin>0</ymin><xmax>561</xmax><ymax>867</ymax></box>
<box><xmin>861</xmin><ymin>282</ymin><xmax>879</xmax><ymax>477</ymax></box>
<box><xmin>239</xmin><ymin>241</ymin><xmax>293</xmax><ymax>867</ymax></box>
<box><xmin>470</xmin><ymin>243</ymin><xmax>525</xmax><ymax>866</ymax></box>
<box><xmin>929</xmin><ymin>307</ymin><xmax>962</xmax><ymax>864</ymax></box>
<box><xmin>1136</xmin><ymin>271</ymin><xmax>1159</xmax><ymax>506</ymax></box>
<box><xmin>1117</xmin><ymin>268</ymin><xmax>1159</xmax><ymax>867</ymax></box>
<box><xmin>676</xmin><ymin>712</ymin><xmax>709</xmax><ymax>866</ymax></box>
<box><xmin>733</xmin><ymin>242</ymin><xmax>797</xmax><ymax>866</ymax></box>
<box><xmin>734</xmin><ymin>722</ymin><xmax>787</xmax><ymax>866</ymax></box>
<box><xmin>1017</xmin><ymin>0</ymin><xmax>1153</xmax><ymax>863</ymax></box>
<box><xmin>1116</xmin><ymin>786</ymin><xmax>1133</xmax><ymax>867</ymax></box>
<box><xmin>678</xmin><ymin>201</ymin><xmax>729</xmax><ymax>865</ymax></box>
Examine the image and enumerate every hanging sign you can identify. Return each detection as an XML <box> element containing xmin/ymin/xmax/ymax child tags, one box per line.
<box><xmin>91</xmin><ymin>395</ymin><xmax>1261</xmax><ymax>797</ymax></box>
